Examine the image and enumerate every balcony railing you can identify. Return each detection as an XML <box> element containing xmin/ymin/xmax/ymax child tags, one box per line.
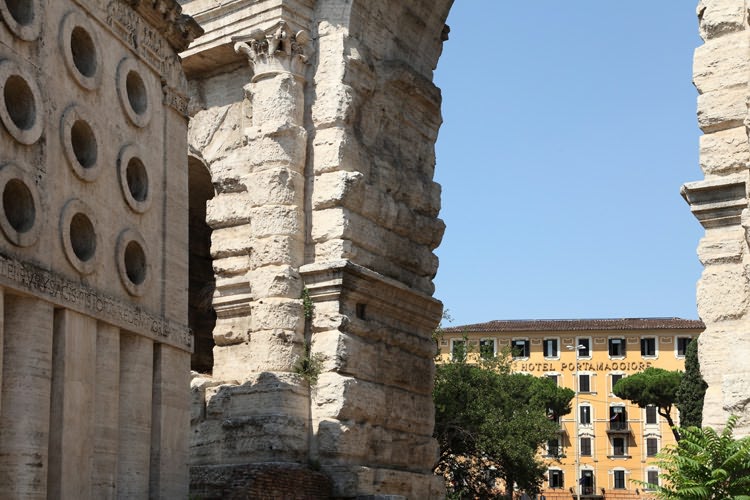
<box><xmin>607</xmin><ymin>420</ymin><xmax>630</xmax><ymax>433</ymax></box>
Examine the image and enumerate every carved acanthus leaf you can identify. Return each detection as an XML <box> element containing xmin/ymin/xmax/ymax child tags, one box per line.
<box><xmin>232</xmin><ymin>21</ymin><xmax>311</xmax><ymax>72</ymax></box>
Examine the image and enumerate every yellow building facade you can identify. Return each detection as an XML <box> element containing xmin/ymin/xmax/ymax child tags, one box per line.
<box><xmin>439</xmin><ymin>318</ymin><xmax>704</xmax><ymax>500</ymax></box>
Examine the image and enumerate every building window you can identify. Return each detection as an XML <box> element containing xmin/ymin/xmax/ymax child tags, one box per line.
<box><xmin>613</xmin><ymin>470</ymin><xmax>626</xmax><ymax>489</ymax></box>
<box><xmin>549</xmin><ymin>469</ymin><xmax>564</xmax><ymax>488</ymax></box>
<box><xmin>546</xmin><ymin>374</ymin><xmax>559</xmax><ymax>386</ymax></box>
<box><xmin>547</xmin><ymin>438</ymin><xmax>560</xmax><ymax>457</ymax></box>
<box><xmin>646</xmin><ymin>405</ymin><xmax>658</xmax><ymax>425</ymax></box>
<box><xmin>677</xmin><ymin>337</ymin><xmax>693</xmax><ymax>357</ymax></box>
<box><xmin>578</xmin><ymin>373</ymin><xmax>591</xmax><ymax>393</ymax></box>
<box><xmin>641</xmin><ymin>337</ymin><xmax>657</xmax><ymax>357</ymax></box>
<box><xmin>479</xmin><ymin>338</ymin><xmax>496</xmax><ymax>359</ymax></box>
<box><xmin>580</xmin><ymin>437</ymin><xmax>592</xmax><ymax>456</ymax></box>
<box><xmin>451</xmin><ymin>339</ymin><xmax>466</xmax><ymax>362</ymax></box>
<box><xmin>609</xmin><ymin>338</ymin><xmax>626</xmax><ymax>357</ymax></box>
<box><xmin>512</xmin><ymin>339</ymin><xmax>530</xmax><ymax>358</ymax></box>
<box><xmin>544</xmin><ymin>338</ymin><xmax>559</xmax><ymax>358</ymax></box>
<box><xmin>609</xmin><ymin>406</ymin><xmax>627</xmax><ymax>430</ymax></box>
<box><xmin>611</xmin><ymin>373</ymin><xmax>623</xmax><ymax>393</ymax></box>
<box><xmin>578</xmin><ymin>337</ymin><xmax>591</xmax><ymax>357</ymax></box>
<box><xmin>647</xmin><ymin>437</ymin><xmax>659</xmax><ymax>457</ymax></box>
<box><xmin>647</xmin><ymin>470</ymin><xmax>659</xmax><ymax>488</ymax></box>
<box><xmin>612</xmin><ymin>437</ymin><xmax>627</xmax><ymax>456</ymax></box>
<box><xmin>580</xmin><ymin>405</ymin><xmax>592</xmax><ymax>425</ymax></box>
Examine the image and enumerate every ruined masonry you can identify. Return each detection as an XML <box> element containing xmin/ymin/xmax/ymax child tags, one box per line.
<box><xmin>0</xmin><ymin>0</ymin><xmax>201</xmax><ymax>498</ymax></box>
<box><xmin>182</xmin><ymin>0</ymin><xmax>452</xmax><ymax>497</ymax></box>
<box><xmin>683</xmin><ymin>0</ymin><xmax>750</xmax><ymax>436</ymax></box>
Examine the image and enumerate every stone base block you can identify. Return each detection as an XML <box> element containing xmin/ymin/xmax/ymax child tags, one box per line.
<box><xmin>190</xmin><ymin>463</ymin><xmax>332</xmax><ymax>500</ymax></box>
<box><xmin>323</xmin><ymin>465</ymin><xmax>445</xmax><ymax>500</ymax></box>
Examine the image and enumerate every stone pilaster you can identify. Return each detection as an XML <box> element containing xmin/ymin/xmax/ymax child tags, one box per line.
<box><xmin>190</xmin><ymin>20</ymin><xmax>313</xmax><ymax>466</ymax></box>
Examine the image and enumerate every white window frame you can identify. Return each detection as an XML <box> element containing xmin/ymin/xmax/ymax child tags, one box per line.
<box><xmin>543</xmin><ymin>337</ymin><xmax>560</xmax><ymax>359</ymax></box>
<box><xmin>640</xmin><ymin>336</ymin><xmax>658</xmax><ymax>358</ymax></box>
<box><xmin>611</xmin><ymin>435</ymin><xmax>628</xmax><ymax>457</ymax></box>
<box><xmin>608</xmin><ymin>336</ymin><xmax>626</xmax><ymax>359</ymax></box>
<box><xmin>548</xmin><ymin>468</ymin><xmax>564</xmax><ymax>489</ymax></box>
<box><xmin>646</xmin><ymin>436</ymin><xmax>659</xmax><ymax>457</ymax></box>
<box><xmin>576</xmin><ymin>336</ymin><xmax>593</xmax><ymax>358</ymax></box>
<box><xmin>579</xmin><ymin>436</ymin><xmax>592</xmax><ymax>457</ymax></box>
<box><xmin>479</xmin><ymin>337</ymin><xmax>496</xmax><ymax>359</ymax></box>
<box><xmin>645</xmin><ymin>468</ymin><xmax>660</xmax><ymax>490</ymax></box>
<box><xmin>610</xmin><ymin>371</ymin><xmax>625</xmax><ymax>395</ymax></box>
<box><xmin>612</xmin><ymin>468</ymin><xmax>627</xmax><ymax>489</ymax></box>
<box><xmin>675</xmin><ymin>336</ymin><xmax>693</xmax><ymax>358</ymax></box>
<box><xmin>645</xmin><ymin>404</ymin><xmax>659</xmax><ymax>426</ymax></box>
<box><xmin>511</xmin><ymin>337</ymin><xmax>530</xmax><ymax>359</ymax></box>
<box><xmin>450</xmin><ymin>338</ymin><xmax>466</xmax><ymax>361</ymax></box>
<box><xmin>578</xmin><ymin>372</ymin><xmax>593</xmax><ymax>393</ymax></box>
<box><xmin>579</xmin><ymin>403</ymin><xmax>593</xmax><ymax>427</ymax></box>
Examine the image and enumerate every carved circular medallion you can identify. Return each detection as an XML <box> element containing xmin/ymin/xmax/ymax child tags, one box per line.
<box><xmin>116</xmin><ymin>228</ymin><xmax>150</xmax><ymax>296</ymax></box>
<box><xmin>0</xmin><ymin>0</ymin><xmax>42</xmax><ymax>41</ymax></box>
<box><xmin>0</xmin><ymin>161</ymin><xmax>42</xmax><ymax>247</ymax></box>
<box><xmin>116</xmin><ymin>58</ymin><xmax>151</xmax><ymax>128</ymax></box>
<box><xmin>60</xmin><ymin>198</ymin><xmax>99</xmax><ymax>275</ymax></box>
<box><xmin>59</xmin><ymin>11</ymin><xmax>102</xmax><ymax>90</ymax></box>
<box><xmin>60</xmin><ymin>104</ymin><xmax>100</xmax><ymax>182</ymax></box>
<box><xmin>0</xmin><ymin>60</ymin><xmax>43</xmax><ymax>145</ymax></box>
<box><xmin>117</xmin><ymin>144</ymin><xmax>152</xmax><ymax>213</ymax></box>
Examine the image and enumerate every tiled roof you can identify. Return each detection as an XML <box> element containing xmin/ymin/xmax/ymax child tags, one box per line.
<box><xmin>443</xmin><ymin>318</ymin><xmax>705</xmax><ymax>333</ymax></box>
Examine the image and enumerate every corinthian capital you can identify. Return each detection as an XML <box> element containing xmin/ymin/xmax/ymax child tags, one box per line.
<box><xmin>233</xmin><ymin>21</ymin><xmax>311</xmax><ymax>80</ymax></box>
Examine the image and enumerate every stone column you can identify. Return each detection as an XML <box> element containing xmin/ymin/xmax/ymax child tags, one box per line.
<box><xmin>0</xmin><ymin>295</ymin><xmax>54</xmax><ymax>499</ymax></box>
<box><xmin>48</xmin><ymin>309</ymin><xmax>97</xmax><ymax>499</ymax></box>
<box><xmin>682</xmin><ymin>0</ymin><xmax>750</xmax><ymax>434</ymax></box>
<box><xmin>117</xmin><ymin>333</ymin><xmax>154</xmax><ymax>499</ymax></box>
<box><xmin>93</xmin><ymin>323</ymin><xmax>120</xmax><ymax>500</ymax></box>
<box><xmin>190</xmin><ymin>21</ymin><xmax>313</xmax><ymax>467</ymax></box>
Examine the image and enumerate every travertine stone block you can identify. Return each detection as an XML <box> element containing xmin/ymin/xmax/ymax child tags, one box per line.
<box><xmin>696</xmin><ymin>87</ymin><xmax>747</xmax><ymax>132</ymax></box>
<box><xmin>699</xmin><ymin>126</ymin><xmax>750</xmax><ymax>175</ymax></box>
<box><xmin>693</xmin><ymin>31</ymin><xmax>750</xmax><ymax>93</ymax></box>
<box><xmin>213</xmin><ymin>330</ymin><xmax>304</xmax><ymax>380</ymax></box>
<box><xmin>696</xmin><ymin>262</ymin><xmax>750</xmax><ymax>321</ymax></box>
<box><xmin>698</xmin><ymin>0</ymin><xmax>747</xmax><ymax>40</ymax></box>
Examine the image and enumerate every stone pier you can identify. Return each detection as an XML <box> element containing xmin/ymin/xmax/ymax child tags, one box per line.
<box><xmin>682</xmin><ymin>0</ymin><xmax>750</xmax><ymax>435</ymax></box>
<box><xmin>182</xmin><ymin>0</ymin><xmax>453</xmax><ymax>497</ymax></box>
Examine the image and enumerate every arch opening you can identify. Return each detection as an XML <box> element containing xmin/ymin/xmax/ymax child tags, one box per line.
<box><xmin>188</xmin><ymin>155</ymin><xmax>216</xmax><ymax>373</ymax></box>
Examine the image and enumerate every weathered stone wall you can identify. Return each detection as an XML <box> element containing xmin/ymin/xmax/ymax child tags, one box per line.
<box><xmin>181</xmin><ymin>0</ymin><xmax>452</xmax><ymax>497</ymax></box>
<box><xmin>683</xmin><ymin>0</ymin><xmax>750</xmax><ymax>435</ymax></box>
<box><xmin>0</xmin><ymin>0</ymin><xmax>200</xmax><ymax>497</ymax></box>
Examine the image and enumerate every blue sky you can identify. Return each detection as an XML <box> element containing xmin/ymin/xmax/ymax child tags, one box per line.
<box><xmin>432</xmin><ymin>2</ymin><xmax>704</xmax><ymax>326</ymax></box>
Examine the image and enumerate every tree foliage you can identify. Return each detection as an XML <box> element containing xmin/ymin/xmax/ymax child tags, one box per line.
<box><xmin>676</xmin><ymin>338</ymin><xmax>708</xmax><ymax>428</ymax></box>
<box><xmin>613</xmin><ymin>367</ymin><xmax>682</xmax><ymax>441</ymax></box>
<box><xmin>640</xmin><ymin>415</ymin><xmax>750</xmax><ymax>499</ymax></box>
<box><xmin>433</xmin><ymin>359</ymin><xmax>574</xmax><ymax>498</ymax></box>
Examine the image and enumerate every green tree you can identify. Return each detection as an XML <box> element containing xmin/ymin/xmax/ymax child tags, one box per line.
<box><xmin>641</xmin><ymin>415</ymin><xmax>750</xmax><ymax>499</ymax></box>
<box><xmin>433</xmin><ymin>360</ymin><xmax>574</xmax><ymax>498</ymax></box>
<box><xmin>613</xmin><ymin>367</ymin><xmax>682</xmax><ymax>441</ymax></box>
<box><xmin>676</xmin><ymin>338</ymin><xmax>708</xmax><ymax>428</ymax></box>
